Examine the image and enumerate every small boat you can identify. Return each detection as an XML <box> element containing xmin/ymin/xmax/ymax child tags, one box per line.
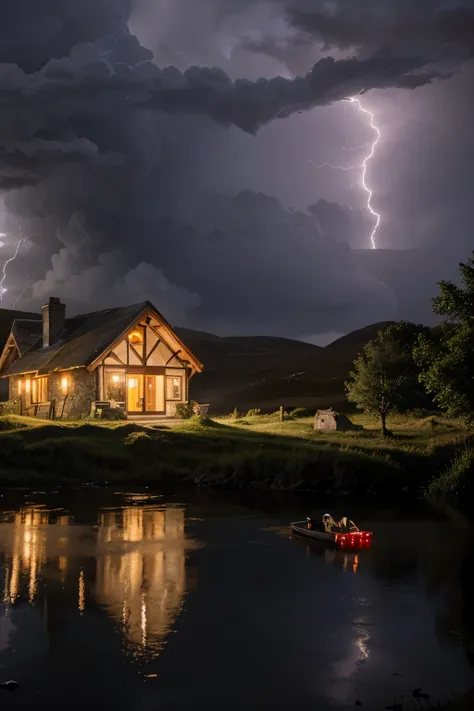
<box><xmin>291</xmin><ymin>516</ymin><xmax>373</xmax><ymax>547</ymax></box>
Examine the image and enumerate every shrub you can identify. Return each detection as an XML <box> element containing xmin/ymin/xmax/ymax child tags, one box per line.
<box><xmin>176</xmin><ymin>401</ymin><xmax>197</xmax><ymax>419</ymax></box>
<box><xmin>0</xmin><ymin>416</ymin><xmax>27</xmax><ymax>432</ymax></box>
<box><xmin>231</xmin><ymin>407</ymin><xmax>239</xmax><ymax>420</ymax></box>
<box><xmin>289</xmin><ymin>408</ymin><xmax>313</xmax><ymax>419</ymax></box>
<box><xmin>246</xmin><ymin>408</ymin><xmax>261</xmax><ymax>417</ymax></box>
<box><xmin>428</xmin><ymin>447</ymin><xmax>474</xmax><ymax>500</ymax></box>
<box><xmin>96</xmin><ymin>406</ymin><xmax>126</xmax><ymax>421</ymax></box>
<box><xmin>268</xmin><ymin>409</ymin><xmax>289</xmax><ymax>420</ymax></box>
<box><xmin>0</xmin><ymin>398</ymin><xmax>21</xmax><ymax>416</ymax></box>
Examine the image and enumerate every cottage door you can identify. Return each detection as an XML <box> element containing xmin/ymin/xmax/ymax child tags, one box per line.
<box><xmin>127</xmin><ymin>375</ymin><xmax>144</xmax><ymax>412</ymax></box>
<box><xmin>145</xmin><ymin>375</ymin><xmax>165</xmax><ymax>413</ymax></box>
<box><xmin>145</xmin><ymin>376</ymin><xmax>155</xmax><ymax>412</ymax></box>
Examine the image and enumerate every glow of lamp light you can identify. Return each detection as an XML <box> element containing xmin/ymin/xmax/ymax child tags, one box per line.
<box><xmin>112</xmin><ymin>375</ymin><xmax>120</xmax><ymax>383</ymax></box>
<box><xmin>18</xmin><ymin>380</ymin><xmax>22</xmax><ymax>395</ymax></box>
<box><xmin>25</xmin><ymin>379</ymin><xmax>31</xmax><ymax>394</ymax></box>
<box><xmin>61</xmin><ymin>376</ymin><xmax>68</xmax><ymax>394</ymax></box>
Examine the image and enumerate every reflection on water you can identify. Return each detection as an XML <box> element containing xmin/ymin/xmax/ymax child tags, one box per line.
<box><xmin>3</xmin><ymin>508</ymin><xmax>53</xmax><ymax>604</ymax></box>
<box><xmin>0</xmin><ymin>500</ymin><xmax>193</xmax><ymax>661</ymax></box>
<box><xmin>1</xmin><ymin>492</ymin><xmax>474</xmax><ymax>710</ymax></box>
<box><xmin>306</xmin><ymin>542</ymin><xmax>361</xmax><ymax>574</ymax></box>
<box><xmin>95</xmin><ymin>507</ymin><xmax>186</xmax><ymax>657</ymax></box>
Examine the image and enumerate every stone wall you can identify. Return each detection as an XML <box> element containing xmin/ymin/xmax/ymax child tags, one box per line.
<box><xmin>314</xmin><ymin>409</ymin><xmax>338</xmax><ymax>431</ymax></box>
<box><xmin>8</xmin><ymin>377</ymin><xmax>18</xmax><ymax>401</ymax></box>
<box><xmin>48</xmin><ymin>368</ymin><xmax>97</xmax><ymax>419</ymax></box>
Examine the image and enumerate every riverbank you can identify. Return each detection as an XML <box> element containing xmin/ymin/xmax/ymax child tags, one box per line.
<box><xmin>0</xmin><ymin>413</ymin><xmax>471</xmax><ymax>495</ymax></box>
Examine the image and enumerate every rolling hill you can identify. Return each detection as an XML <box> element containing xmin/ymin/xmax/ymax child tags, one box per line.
<box><xmin>176</xmin><ymin>321</ymin><xmax>393</xmax><ymax>414</ymax></box>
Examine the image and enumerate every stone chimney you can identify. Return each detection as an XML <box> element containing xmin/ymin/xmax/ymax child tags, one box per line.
<box><xmin>42</xmin><ymin>297</ymin><xmax>65</xmax><ymax>347</ymax></box>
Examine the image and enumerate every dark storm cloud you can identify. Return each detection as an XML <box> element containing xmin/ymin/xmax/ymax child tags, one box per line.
<box><xmin>1</xmin><ymin>42</ymin><xmax>443</xmax><ymax>172</ymax></box>
<box><xmin>286</xmin><ymin>0</ymin><xmax>474</xmax><ymax>58</ymax></box>
<box><xmin>142</xmin><ymin>55</ymin><xmax>442</xmax><ymax>133</ymax></box>
<box><xmin>0</xmin><ymin>0</ymin><xmax>472</xmax><ymax>339</ymax></box>
<box><xmin>308</xmin><ymin>200</ymin><xmax>371</xmax><ymax>249</ymax></box>
<box><xmin>0</xmin><ymin>0</ymin><xmax>131</xmax><ymax>71</ymax></box>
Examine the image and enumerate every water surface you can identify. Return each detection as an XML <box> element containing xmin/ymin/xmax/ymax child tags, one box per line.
<box><xmin>1</xmin><ymin>488</ymin><xmax>473</xmax><ymax>710</ymax></box>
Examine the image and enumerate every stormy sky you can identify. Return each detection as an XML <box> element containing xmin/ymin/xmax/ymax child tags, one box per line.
<box><xmin>0</xmin><ymin>0</ymin><xmax>473</xmax><ymax>343</ymax></box>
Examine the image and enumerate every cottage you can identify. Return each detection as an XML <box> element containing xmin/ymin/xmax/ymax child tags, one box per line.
<box><xmin>314</xmin><ymin>408</ymin><xmax>358</xmax><ymax>432</ymax></box>
<box><xmin>0</xmin><ymin>307</ymin><xmax>42</xmax><ymax>401</ymax></box>
<box><xmin>0</xmin><ymin>298</ymin><xmax>203</xmax><ymax>420</ymax></box>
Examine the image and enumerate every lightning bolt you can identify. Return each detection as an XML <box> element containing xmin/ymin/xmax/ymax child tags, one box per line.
<box><xmin>308</xmin><ymin>94</ymin><xmax>382</xmax><ymax>250</ymax></box>
<box><xmin>348</xmin><ymin>95</ymin><xmax>381</xmax><ymax>250</ymax></box>
<box><xmin>0</xmin><ymin>207</ymin><xmax>29</xmax><ymax>302</ymax></box>
<box><xmin>0</xmin><ymin>235</ymin><xmax>23</xmax><ymax>300</ymax></box>
<box><xmin>307</xmin><ymin>160</ymin><xmax>358</xmax><ymax>172</ymax></box>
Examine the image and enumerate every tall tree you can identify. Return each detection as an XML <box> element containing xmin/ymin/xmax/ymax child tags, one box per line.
<box><xmin>346</xmin><ymin>322</ymin><xmax>431</xmax><ymax>435</ymax></box>
<box><xmin>414</xmin><ymin>253</ymin><xmax>474</xmax><ymax>422</ymax></box>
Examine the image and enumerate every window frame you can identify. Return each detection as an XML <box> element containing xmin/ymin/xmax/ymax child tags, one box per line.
<box><xmin>127</xmin><ymin>326</ymin><xmax>145</xmax><ymax>361</ymax></box>
<box><xmin>104</xmin><ymin>369</ymin><xmax>126</xmax><ymax>404</ymax></box>
<box><xmin>166</xmin><ymin>375</ymin><xmax>183</xmax><ymax>401</ymax></box>
<box><xmin>31</xmin><ymin>376</ymin><xmax>48</xmax><ymax>404</ymax></box>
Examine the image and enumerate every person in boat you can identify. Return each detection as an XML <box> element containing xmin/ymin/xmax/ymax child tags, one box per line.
<box><xmin>307</xmin><ymin>514</ymin><xmax>357</xmax><ymax>533</ymax></box>
<box><xmin>322</xmin><ymin>513</ymin><xmax>339</xmax><ymax>533</ymax></box>
<box><xmin>337</xmin><ymin>517</ymin><xmax>359</xmax><ymax>532</ymax></box>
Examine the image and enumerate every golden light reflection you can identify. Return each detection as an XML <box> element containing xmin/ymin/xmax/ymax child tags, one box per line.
<box><xmin>353</xmin><ymin>554</ymin><xmax>359</xmax><ymax>574</ymax></box>
<box><xmin>78</xmin><ymin>569</ymin><xmax>85</xmax><ymax>612</ymax></box>
<box><xmin>58</xmin><ymin>555</ymin><xmax>68</xmax><ymax>583</ymax></box>
<box><xmin>3</xmin><ymin>564</ymin><xmax>9</xmax><ymax>602</ymax></box>
<box><xmin>95</xmin><ymin>506</ymin><xmax>186</xmax><ymax>658</ymax></box>
<box><xmin>4</xmin><ymin>509</ymin><xmax>48</xmax><ymax>603</ymax></box>
<box><xmin>0</xmin><ymin>503</ymin><xmax>188</xmax><ymax>660</ymax></box>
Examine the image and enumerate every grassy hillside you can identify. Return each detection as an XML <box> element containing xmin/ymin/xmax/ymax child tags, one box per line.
<box><xmin>177</xmin><ymin>321</ymin><xmax>393</xmax><ymax>414</ymax></box>
<box><xmin>0</xmin><ymin>413</ymin><xmax>470</xmax><ymax>496</ymax></box>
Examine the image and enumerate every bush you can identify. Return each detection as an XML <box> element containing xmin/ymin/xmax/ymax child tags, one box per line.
<box><xmin>176</xmin><ymin>401</ymin><xmax>197</xmax><ymax>419</ymax></box>
<box><xmin>231</xmin><ymin>407</ymin><xmax>239</xmax><ymax>420</ymax></box>
<box><xmin>0</xmin><ymin>398</ymin><xmax>21</xmax><ymax>416</ymax></box>
<box><xmin>289</xmin><ymin>408</ymin><xmax>313</xmax><ymax>419</ymax></box>
<box><xmin>0</xmin><ymin>416</ymin><xmax>27</xmax><ymax>432</ymax></box>
<box><xmin>268</xmin><ymin>409</ymin><xmax>289</xmax><ymax>420</ymax></box>
<box><xmin>246</xmin><ymin>408</ymin><xmax>261</xmax><ymax>417</ymax></box>
<box><xmin>95</xmin><ymin>406</ymin><xmax>126</xmax><ymax>421</ymax></box>
<box><xmin>428</xmin><ymin>446</ymin><xmax>474</xmax><ymax>500</ymax></box>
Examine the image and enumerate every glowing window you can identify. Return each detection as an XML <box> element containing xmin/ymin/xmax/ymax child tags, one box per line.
<box><xmin>32</xmin><ymin>377</ymin><xmax>48</xmax><ymax>404</ymax></box>
<box><xmin>105</xmin><ymin>371</ymin><xmax>126</xmax><ymax>402</ymax></box>
<box><xmin>166</xmin><ymin>376</ymin><xmax>182</xmax><ymax>401</ymax></box>
<box><xmin>128</xmin><ymin>330</ymin><xmax>143</xmax><ymax>344</ymax></box>
<box><xmin>128</xmin><ymin>328</ymin><xmax>144</xmax><ymax>358</ymax></box>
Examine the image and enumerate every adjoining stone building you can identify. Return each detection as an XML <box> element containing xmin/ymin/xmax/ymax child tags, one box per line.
<box><xmin>0</xmin><ymin>307</ymin><xmax>42</xmax><ymax>402</ymax></box>
<box><xmin>0</xmin><ymin>298</ymin><xmax>203</xmax><ymax>420</ymax></box>
<box><xmin>314</xmin><ymin>408</ymin><xmax>359</xmax><ymax>432</ymax></box>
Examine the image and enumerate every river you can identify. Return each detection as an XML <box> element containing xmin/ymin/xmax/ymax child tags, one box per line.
<box><xmin>0</xmin><ymin>488</ymin><xmax>473</xmax><ymax>710</ymax></box>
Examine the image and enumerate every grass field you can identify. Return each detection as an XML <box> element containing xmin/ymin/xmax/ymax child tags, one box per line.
<box><xmin>0</xmin><ymin>412</ymin><xmax>472</xmax><ymax>496</ymax></box>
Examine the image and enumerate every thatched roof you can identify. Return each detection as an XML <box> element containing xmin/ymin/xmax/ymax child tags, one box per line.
<box><xmin>2</xmin><ymin>301</ymin><xmax>202</xmax><ymax>377</ymax></box>
<box><xmin>0</xmin><ymin>307</ymin><xmax>41</xmax><ymax>350</ymax></box>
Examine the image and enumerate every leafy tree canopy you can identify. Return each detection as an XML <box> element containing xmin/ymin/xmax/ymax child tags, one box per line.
<box><xmin>414</xmin><ymin>253</ymin><xmax>474</xmax><ymax>422</ymax></box>
<box><xmin>346</xmin><ymin>321</ymin><xmax>431</xmax><ymax>435</ymax></box>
